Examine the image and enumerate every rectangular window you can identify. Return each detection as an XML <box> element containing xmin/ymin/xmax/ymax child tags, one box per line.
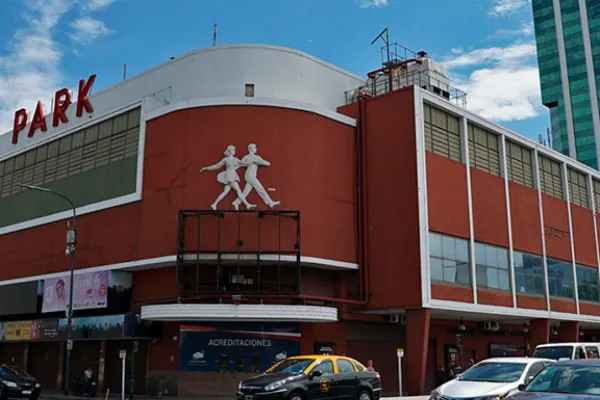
<box><xmin>514</xmin><ymin>251</ymin><xmax>545</xmax><ymax>296</ymax></box>
<box><xmin>429</xmin><ymin>232</ymin><xmax>471</xmax><ymax>286</ymax></box>
<box><xmin>423</xmin><ymin>103</ymin><xmax>461</xmax><ymax>162</ymax></box>
<box><xmin>593</xmin><ymin>180</ymin><xmax>600</xmax><ymax>212</ymax></box>
<box><xmin>577</xmin><ymin>264</ymin><xmax>600</xmax><ymax>303</ymax></box>
<box><xmin>568</xmin><ymin>168</ymin><xmax>589</xmax><ymax>208</ymax></box>
<box><xmin>475</xmin><ymin>242</ymin><xmax>510</xmax><ymax>291</ymax></box>
<box><xmin>468</xmin><ymin>124</ymin><xmax>501</xmax><ymax>176</ymax></box>
<box><xmin>547</xmin><ymin>258</ymin><xmax>574</xmax><ymax>299</ymax></box>
<box><xmin>506</xmin><ymin>140</ymin><xmax>534</xmax><ymax>188</ymax></box>
<box><xmin>538</xmin><ymin>155</ymin><xmax>564</xmax><ymax>199</ymax></box>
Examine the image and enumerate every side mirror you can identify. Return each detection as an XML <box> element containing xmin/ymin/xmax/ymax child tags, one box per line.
<box><xmin>518</xmin><ymin>384</ymin><xmax>527</xmax><ymax>391</ymax></box>
<box><xmin>310</xmin><ymin>370</ymin><xmax>323</xmax><ymax>378</ymax></box>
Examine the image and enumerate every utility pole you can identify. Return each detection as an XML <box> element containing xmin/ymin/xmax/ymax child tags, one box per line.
<box><xmin>213</xmin><ymin>23</ymin><xmax>217</xmax><ymax>46</ymax></box>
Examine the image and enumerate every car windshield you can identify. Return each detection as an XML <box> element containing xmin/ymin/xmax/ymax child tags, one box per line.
<box><xmin>532</xmin><ymin>346</ymin><xmax>573</xmax><ymax>361</ymax></box>
<box><xmin>525</xmin><ymin>364</ymin><xmax>600</xmax><ymax>395</ymax></box>
<box><xmin>458</xmin><ymin>362</ymin><xmax>526</xmax><ymax>383</ymax></box>
<box><xmin>0</xmin><ymin>366</ymin><xmax>29</xmax><ymax>378</ymax></box>
<box><xmin>267</xmin><ymin>358</ymin><xmax>314</xmax><ymax>375</ymax></box>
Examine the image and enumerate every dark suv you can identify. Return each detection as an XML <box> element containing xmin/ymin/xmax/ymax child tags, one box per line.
<box><xmin>0</xmin><ymin>365</ymin><xmax>41</xmax><ymax>400</ymax></box>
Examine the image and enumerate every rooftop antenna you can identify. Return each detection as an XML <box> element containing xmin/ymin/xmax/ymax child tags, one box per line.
<box><xmin>371</xmin><ymin>27</ymin><xmax>392</xmax><ymax>91</ymax></box>
<box><xmin>371</xmin><ymin>27</ymin><xmax>390</xmax><ymax>66</ymax></box>
<box><xmin>213</xmin><ymin>23</ymin><xmax>217</xmax><ymax>46</ymax></box>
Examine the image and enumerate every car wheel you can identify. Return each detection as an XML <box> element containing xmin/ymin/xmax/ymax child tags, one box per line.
<box><xmin>289</xmin><ymin>391</ymin><xmax>304</xmax><ymax>400</ymax></box>
<box><xmin>358</xmin><ymin>390</ymin><xmax>372</xmax><ymax>400</ymax></box>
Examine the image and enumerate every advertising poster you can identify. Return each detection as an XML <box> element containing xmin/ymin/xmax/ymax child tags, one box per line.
<box><xmin>31</xmin><ymin>319</ymin><xmax>60</xmax><ymax>340</ymax></box>
<box><xmin>42</xmin><ymin>271</ymin><xmax>109</xmax><ymax>313</ymax></box>
<box><xmin>58</xmin><ymin>314</ymin><xmax>125</xmax><ymax>339</ymax></box>
<box><xmin>179</xmin><ymin>322</ymin><xmax>300</xmax><ymax>373</ymax></box>
<box><xmin>5</xmin><ymin>321</ymin><xmax>32</xmax><ymax>341</ymax></box>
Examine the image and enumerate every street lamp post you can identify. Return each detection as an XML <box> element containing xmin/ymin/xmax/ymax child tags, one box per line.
<box><xmin>17</xmin><ymin>184</ymin><xmax>77</xmax><ymax>396</ymax></box>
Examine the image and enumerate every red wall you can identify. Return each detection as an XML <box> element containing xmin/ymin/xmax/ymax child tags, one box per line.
<box><xmin>427</xmin><ymin>153</ymin><xmax>469</xmax><ymax>238</ymax></box>
<box><xmin>510</xmin><ymin>182</ymin><xmax>542</xmax><ymax>254</ymax></box>
<box><xmin>362</xmin><ymin>88</ymin><xmax>422</xmax><ymax>310</ymax></box>
<box><xmin>471</xmin><ymin>169</ymin><xmax>508</xmax><ymax>247</ymax></box>
<box><xmin>0</xmin><ymin>106</ymin><xmax>357</xmax><ymax>281</ymax></box>
<box><xmin>571</xmin><ymin>205</ymin><xmax>597</xmax><ymax>267</ymax></box>
<box><xmin>542</xmin><ymin>194</ymin><xmax>571</xmax><ymax>261</ymax></box>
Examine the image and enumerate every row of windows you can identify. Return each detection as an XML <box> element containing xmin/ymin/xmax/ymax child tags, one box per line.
<box><xmin>423</xmin><ymin>103</ymin><xmax>600</xmax><ymax>210</ymax></box>
<box><xmin>429</xmin><ymin>232</ymin><xmax>600</xmax><ymax>303</ymax></box>
<box><xmin>0</xmin><ymin>107</ymin><xmax>141</xmax><ymax>198</ymax></box>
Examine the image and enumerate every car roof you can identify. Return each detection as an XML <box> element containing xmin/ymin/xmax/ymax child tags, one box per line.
<box><xmin>479</xmin><ymin>357</ymin><xmax>555</xmax><ymax>364</ymax></box>
<box><xmin>554</xmin><ymin>359</ymin><xmax>600</xmax><ymax>367</ymax></box>
<box><xmin>536</xmin><ymin>342</ymin><xmax>599</xmax><ymax>347</ymax></box>
<box><xmin>287</xmin><ymin>355</ymin><xmax>363</xmax><ymax>363</ymax></box>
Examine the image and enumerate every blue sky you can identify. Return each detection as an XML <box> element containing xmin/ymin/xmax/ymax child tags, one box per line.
<box><xmin>0</xmin><ymin>0</ymin><xmax>547</xmax><ymax>142</ymax></box>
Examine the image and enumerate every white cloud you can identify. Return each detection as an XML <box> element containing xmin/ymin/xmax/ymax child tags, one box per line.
<box><xmin>0</xmin><ymin>0</ymin><xmax>74</xmax><ymax>134</ymax></box>
<box><xmin>489</xmin><ymin>0</ymin><xmax>531</xmax><ymax>17</ymax></box>
<box><xmin>85</xmin><ymin>0</ymin><xmax>117</xmax><ymax>11</ymax></box>
<box><xmin>487</xmin><ymin>21</ymin><xmax>534</xmax><ymax>38</ymax></box>
<box><xmin>443</xmin><ymin>40</ymin><xmax>541</xmax><ymax>122</ymax></box>
<box><xmin>359</xmin><ymin>0</ymin><xmax>389</xmax><ymax>8</ymax></box>
<box><xmin>0</xmin><ymin>0</ymin><xmax>117</xmax><ymax>134</ymax></box>
<box><xmin>69</xmin><ymin>17</ymin><xmax>113</xmax><ymax>45</ymax></box>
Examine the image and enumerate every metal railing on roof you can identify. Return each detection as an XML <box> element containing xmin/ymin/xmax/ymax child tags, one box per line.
<box><xmin>345</xmin><ymin>69</ymin><xmax>468</xmax><ymax>108</ymax></box>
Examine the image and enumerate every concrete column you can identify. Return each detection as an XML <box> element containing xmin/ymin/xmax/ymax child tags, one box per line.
<box><xmin>560</xmin><ymin>321</ymin><xmax>580</xmax><ymax>342</ymax></box>
<box><xmin>529</xmin><ymin>319</ymin><xmax>551</xmax><ymax>351</ymax></box>
<box><xmin>405</xmin><ymin>308</ymin><xmax>431</xmax><ymax>396</ymax></box>
<box><xmin>97</xmin><ymin>340</ymin><xmax>106</xmax><ymax>394</ymax></box>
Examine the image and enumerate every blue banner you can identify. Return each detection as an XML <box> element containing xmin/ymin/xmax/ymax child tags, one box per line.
<box><xmin>179</xmin><ymin>322</ymin><xmax>301</xmax><ymax>373</ymax></box>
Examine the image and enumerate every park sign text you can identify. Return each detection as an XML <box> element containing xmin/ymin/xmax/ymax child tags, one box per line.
<box><xmin>12</xmin><ymin>74</ymin><xmax>97</xmax><ymax>145</ymax></box>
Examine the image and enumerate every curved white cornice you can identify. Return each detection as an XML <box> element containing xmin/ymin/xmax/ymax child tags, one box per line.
<box><xmin>141</xmin><ymin>303</ymin><xmax>338</xmax><ymax>322</ymax></box>
<box><xmin>145</xmin><ymin>97</ymin><xmax>357</xmax><ymax>127</ymax></box>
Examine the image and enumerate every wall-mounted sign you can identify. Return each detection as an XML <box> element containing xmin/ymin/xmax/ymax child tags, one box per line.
<box><xmin>5</xmin><ymin>321</ymin><xmax>32</xmax><ymax>341</ymax></box>
<box><xmin>12</xmin><ymin>74</ymin><xmax>97</xmax><ymax>145</ymax></box>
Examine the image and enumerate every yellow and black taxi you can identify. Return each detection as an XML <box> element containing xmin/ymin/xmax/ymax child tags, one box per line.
<box><xmin>236</xmin><ymin>354</ymin><xmax>382</xmax><ymax>400</ymax></box>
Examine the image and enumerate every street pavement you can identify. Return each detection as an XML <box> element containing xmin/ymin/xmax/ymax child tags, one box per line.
<box><xmin>40</xmin><ymin>394</ymin><xmax>429</xmax><ymax>400</ymax></box>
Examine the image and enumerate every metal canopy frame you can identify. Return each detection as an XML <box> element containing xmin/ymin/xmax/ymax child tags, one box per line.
<box><xmin>176</xmin><ymin>209</ymin><xmax>301</xmax><ymax>297</ymax></box>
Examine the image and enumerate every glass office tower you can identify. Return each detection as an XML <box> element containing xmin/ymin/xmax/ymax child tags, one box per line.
<box><xmin>532</xmin><ymin>0</ymin><xmax>600</xmax><ymax>169</ymax></box>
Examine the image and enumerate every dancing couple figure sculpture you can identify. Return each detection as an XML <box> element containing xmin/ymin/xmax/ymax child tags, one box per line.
<box><xmin>199</xmin><ymin>143</ymin><xmax>281</xmax><ymax>211</ymax></box>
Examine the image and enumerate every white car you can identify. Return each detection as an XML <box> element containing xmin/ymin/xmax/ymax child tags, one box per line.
<box><xmin>429</xmin><ymin>357</ymin><xmax>555</xmax><ymax>400</ymax></box>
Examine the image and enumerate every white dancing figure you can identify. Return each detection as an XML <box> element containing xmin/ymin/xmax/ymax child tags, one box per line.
<box><xmin>232</xmin><ymin>143</ymin><xmax>280</xmax><ymax>210</ymax></box>
<box><xmin>199</xmin><ymin>145</ymin><xmax>256</xmax><ymax>210</ymax></box>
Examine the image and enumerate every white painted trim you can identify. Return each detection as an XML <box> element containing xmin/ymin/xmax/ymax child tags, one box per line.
<box><xmin>578</xmin><ymin>0</ymin><xmax>600</xmax><ymax>169</ymax></box>
<box><xmin>0</xmin><ymin>192</ymin><xmax>140</xmax><ymax>236</ymax></box>
<box><xmin>0</xmin><ymin>100</ymin><xmax>146</xmax><ymax>236</ymax></box>
<box><xmin>533</xmin><ymin>149</ymin><xmax>552</xmax><ymax>312</ymax></box>
<box><xmin>0</xmin><ymin>254</ymin><xmax>357</xmax><ymax>286</ymax></box>
<box><xmin>428</xmin><ymin>298</ymin><xmax>600</xmax><ymax>324</ymax></box>
<box><xmin>588</xmin><ymin>175</ymin><xmax>600</xmax><ymax>296</ymax></box>
<box><xmin>414</xmin><ymin>87</ymin><xmax>431</xmax><ymax>308</ymax></box>
<box><xmin>500</xmin><ymin>136</ymin><xmax>517</xmax><ymax>308</ymax></box>
<box><xmin>562</xmin><ymin>162</ymin><xmax>580</xmax><ymax>314</ymax></box>
<box><xmin>553</xmin><ymin>0</ymin><xmax>577</xmax><ymax>159</ymax></box>
<box><xmin>145</xmin><ymin>97</ymin><xmax>357</xmax><ymax>127</ymax></box>
<box><xmin>420</xmin><ymin>90</ymin><xmax>600</xmax><ymax>179</ymax></box>
<box><xmin>141</xmin><ymin>303</ymin><xmax>338</xmax><ymax>322</ymax></box>
<box><xmin>460</xmin><ymin>116</ymin><xmax>478</xmax><ymax>303</ymax></box>
<box><xmin>182</xmin><ymin>254</ymin><xmax>357</xmax><ymax>270</ymax></box>
<box><xmin>0</xmin><ymin>255</ymin><xmax>176</xmax><ymax>287</ymax></box>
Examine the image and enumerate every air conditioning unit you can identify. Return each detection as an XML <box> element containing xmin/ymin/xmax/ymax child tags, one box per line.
<box><xmin>483</xmin><ymin>321</ymin><xmax>500</xmax><ymax>331</ymax></box>
<box><xmin>388</xmin><ymin>314</ymin><xmax>407</xmax><ymax>325</ymax></box>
